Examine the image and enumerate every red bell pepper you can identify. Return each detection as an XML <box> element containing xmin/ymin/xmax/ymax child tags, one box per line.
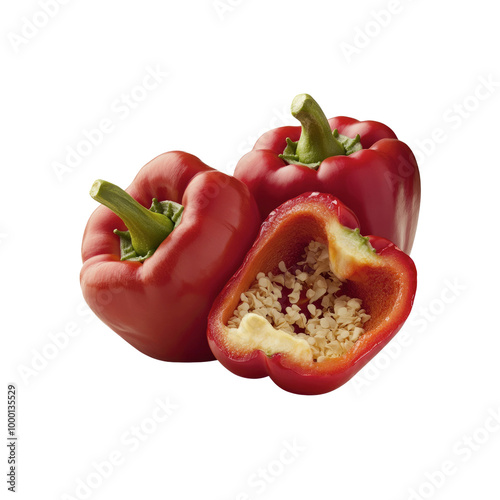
<box><xmin>207</xmin><ymin>192</ymin><xmax>417</xmax><ymax>395</ymax></box>
<box><xmin>234</xmin><ymin>94</ymin><xmax>421</xmax><ymax>253</ymax></box>
<box><xmin>81</xmin><ymin>151</ymin><xmax>261</xmax><ymax>362</ymax></box>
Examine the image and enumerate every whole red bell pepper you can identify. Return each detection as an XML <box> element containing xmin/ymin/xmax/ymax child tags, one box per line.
<box><xmin>234</xmin><ymin>94</ymin><xmax>421</xmax><ymax>254</ymax></box>
<box><xmin>81</xmin><ymin>151</ymin><xmax>261</xmax><ymax>362</ymax></box>
<box><xmin>207</xmin><ymin>192</ymin><xmax>417</xmax><ymax>395</ymax></box>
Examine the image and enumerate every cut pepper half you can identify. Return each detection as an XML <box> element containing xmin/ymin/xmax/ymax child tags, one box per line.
<box><xmin>207</xmin><ymin>192</ymin><xmax>417</xmax><ymax>395</ymax></box>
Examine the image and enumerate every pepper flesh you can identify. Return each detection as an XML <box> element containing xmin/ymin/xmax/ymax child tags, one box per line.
<box><xmin>234</xmin><ymin>94</ymin><xmax>421</xmax><ymax>254</ymax></box>
<box><xmin>207</xmin><ymin>192</ymin><xmax>417</xmax><ymax>395</ymax></box>
<box><xmin>81</xmin><ymin>151</ymin><xmax>261</xmax><ymax>362</ymax></box>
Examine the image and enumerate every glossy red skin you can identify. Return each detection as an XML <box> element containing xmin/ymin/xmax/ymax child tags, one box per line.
<box><xmin>207</xmin><ymin>193</ymin><xmax>417</xmax><ymax>395</ymax></box>
<box><xmin>234</xmin><ymin>116</ymin><xmax>421</xmax><ymax>254</ymax></box>
<box><xmin>81</xmin><ymin>151</ymin><xmax>261</xmax><ymax>362</ymax></box>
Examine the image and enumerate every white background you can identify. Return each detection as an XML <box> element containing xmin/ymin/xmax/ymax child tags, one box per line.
<box><xmin>2</xmin><ymin>1</ymin><xmax>499</xmax><ymax>499</ymax></box>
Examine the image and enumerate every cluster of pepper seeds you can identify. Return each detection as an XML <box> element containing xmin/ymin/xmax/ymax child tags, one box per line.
<box><xmin>227</xmin><ymin>241</ymin><xmax>371</xmax><ymax>362</ymax></box>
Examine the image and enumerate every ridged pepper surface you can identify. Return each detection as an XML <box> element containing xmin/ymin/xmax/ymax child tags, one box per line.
<box><xmin>81</xmin><ymin>151</ymin><xmax>260</xmax><ymax>362</ymax></box>
<box><xmin>234</xmin><ymin>94</ymin><xmax>420</xmax><ymax>253</ymax></box>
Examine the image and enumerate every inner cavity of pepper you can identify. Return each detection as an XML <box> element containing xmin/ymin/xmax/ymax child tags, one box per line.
<box><xmin>227</xmin><ymin>241</ymin><xmax>371</xmax><ymax>362</ymax></box>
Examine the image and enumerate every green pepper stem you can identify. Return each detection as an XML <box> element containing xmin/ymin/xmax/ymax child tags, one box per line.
<box><xmin>291</xmin><ymin>94</ymin><xmax>345</xmax><ymax>164</ymax></box>
<box><xmin>90</xmin><ymin>180</ymin><xmax>174</xmax><ymax>257</ymax></box>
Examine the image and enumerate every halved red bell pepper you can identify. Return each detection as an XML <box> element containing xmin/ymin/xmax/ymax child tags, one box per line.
<box><xmin>207</xmin><ymin>192</ymin><xmax>417</xmax><ymax>395</ymax></box>
<box><xmin>234</xmin><ymin>94</ymin><xmax>421</xmax><ymax>253</ymax></box>
<box><xmin>81</xmin><ymin>151</ymin><xmax>260</xmax><ymax>362</ymax></box>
